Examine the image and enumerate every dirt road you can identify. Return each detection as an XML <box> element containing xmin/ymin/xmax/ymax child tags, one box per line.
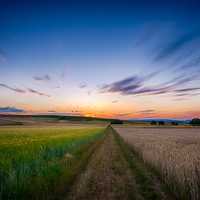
<box><xmin>67</xmin><ymin>126</ymin><xmax>173</xmax><ymax>200</ymax></box>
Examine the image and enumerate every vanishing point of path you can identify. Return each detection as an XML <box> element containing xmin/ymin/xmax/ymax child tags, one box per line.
<box><xmin>67</xmin><ymin>126</ymin><xmax>173</xmax><ymax>200</ymax></box>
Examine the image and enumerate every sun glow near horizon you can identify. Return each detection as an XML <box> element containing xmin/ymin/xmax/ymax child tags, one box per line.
<box><xmin>0</xmin><ymin>1</ymin><xmax>200</xmax><ymax>119</ymax></box>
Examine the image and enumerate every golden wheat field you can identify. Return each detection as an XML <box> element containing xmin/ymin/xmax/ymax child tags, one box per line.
<box><xmin>114</xmin><ymin>126</ymin><xmax>200</xmax><ymax>200</ymax></box>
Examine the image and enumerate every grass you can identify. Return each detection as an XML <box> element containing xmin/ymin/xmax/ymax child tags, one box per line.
<box><xmin>0</xmin><ymin>126</ymin><xmax>105</xmax><ymax>199</ymax></box>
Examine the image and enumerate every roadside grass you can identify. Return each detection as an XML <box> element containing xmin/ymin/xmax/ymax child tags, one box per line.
<box><xmin>111</xmin><ymin>126</ymin><xmax>172</xmax><ymax>200</ymax></box>
<box><xmin>0</xmin><ymin>126</ymin><xmax>105</xmax><ymax>199</ymax></box>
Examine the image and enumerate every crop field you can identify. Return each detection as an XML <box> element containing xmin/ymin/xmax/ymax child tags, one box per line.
<box><xmin>0</xmin><ymin>125</ymin><xmax>105</xmax><ymax>199</ymax></box>
<box><xmin>114</xmin><ymin>126</ymin><xmax>200</xmax><ymax>200</ymax></box>
<box><xmin>1</xmin><ymin>121</ymin><xmax>200</xmax><ymax>200</ymax></box>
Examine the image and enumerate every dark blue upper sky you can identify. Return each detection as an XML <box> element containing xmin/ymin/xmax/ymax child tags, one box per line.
<box><xmin>0</xmin><ymin>0</ymin><xmax>200</xmax><ymax>118</ymax></box>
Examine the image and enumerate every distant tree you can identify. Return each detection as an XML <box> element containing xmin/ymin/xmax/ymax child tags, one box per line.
<box><xmin>111</xmin><ymin>119</ymin><xmax>123</xmax><ymax>124</ymax></box>
<box><xmin>151</xmin><ymin>121</ymin><xmax>157</xmax><ymax>125</ymax></box>
<box><xmin>158</xmin><ymin>121</ymin><xmax>165</xmax><ymax>125</ymax></box>
<box><xmin>171</xmin><ymin>121</ymin><xmax>178</xmax><ymax>126</ymax></box>
<box><xmin>190</xmin><ymin>118</ymin><xmax>200</xmax><ymax>126</ymax></box>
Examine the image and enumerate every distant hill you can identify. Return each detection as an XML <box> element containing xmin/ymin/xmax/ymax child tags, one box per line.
<box><xmin>32</xmin><ymin>115</ymin><xmax>113</xmax><ymax>122</ymax></box>
<box><xmin>0</xmin><ymin>114</ymin><xmax>192</xmax><ymax>126</ymax></box>
<box><xmin>0</xmin><ymin>114</ymin><xmax>115</xmax><ymax>125</ymax></box>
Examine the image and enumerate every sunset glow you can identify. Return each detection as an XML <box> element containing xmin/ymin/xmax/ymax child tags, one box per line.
<box><xmin>0</xmin><ymin>1</ymin><xmax>200</xmax><ymax>119</ymax></box>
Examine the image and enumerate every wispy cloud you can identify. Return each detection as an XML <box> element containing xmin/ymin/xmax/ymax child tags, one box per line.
<box><xmin>174</xmin><ymin>87</ymin><xmax>200</xmax><ymax>93</ymax></box>
<box><xmin>178</xmin><ymin>55</ymin><xmax>200</xmax><ymax>70</ymax></box>
<box><xmin>0</xmin><ymin>49</ymin><xmax>7</xmax><ymax>62</ymax></box>
<box><xmin>100</xmin><ymin>72</ymin><xmax>158</xmax><ymax>95</ymax></box>
<box><xmin>79</xmin><ymin>83</ymin><xmax>87</xmax><ymax>88</ymax></box>
<box><xmin>33</xmin><ymin>75</ymin><xmax>51</xmax><ymax>81</ymax></box>
<box><xmin>27</xmin><ymin>88</ymin><xmax>51</xmax><ymax>97</ymax></box>
<box><xmin>0</xmin><ymin>83</ymin><xmax>51</xmax><ymax>97</ymax></box>
<box><xmin>174</xmin><ymin>93</ymin><xmax>189</xmax><ymax>97</ymax></box>
<box><xmin>133</xmin><ymin>75</ymin><xmax>198</xmax><ymax>96</ymax></box>
<box><xmin>173</xmin><ymin>98</ymin><xmax>187</xmax><ymax>101</ymax></box>
<box><xmin>154</xmin><ymin>31</ymin><xmax>200</xmax><ymax>62</ymax></box>
<box><xmin>99</xmin><ymin>71</ymin><xmax>199</xmax><ymax>97</ymax></box>
<box><xmin>116</xmin><ymin>112</ymin><xmax>133</xmax><ymax>117</ymax></box>
<box><xmin>114</xmin><ymin>109</ymin><xmax>158</xmax><ymax>119</ymax></box>
<box><xmin>0</xmin><ymin>106</ymin><xmax>25</xmax><ymax>113</ymax></box>
<box><xmin>101</xmin><ymin>76</ymin><xmax>141</xmax><ymax>93</ymax></box>
<box><xmin>134</xmin><ymin>23</ymin><xmax>160</xmax><ymax>47</ymax></box>
<box><xmin>0</xmin><ymin>83</ymin><xmax>26</xmax><ymax>93</ymax></box>
<box><xmin>112</xmin><ymin>100</ymin><xmax>118</xmax><ymax>103</ymax></box>
<box><xmin>137</xmin><ymin>109</ymin><xmax>156</xmax><ymax>114</ymax></box>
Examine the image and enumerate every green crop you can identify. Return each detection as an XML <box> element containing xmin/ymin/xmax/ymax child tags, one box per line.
<box><xmin>0</xmin><ymin>126</ymin><xmax>105</xmax><ymax>199</ymax></box>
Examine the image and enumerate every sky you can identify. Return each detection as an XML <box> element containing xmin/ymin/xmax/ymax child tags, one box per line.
<box><xmin>0</xmin><ymin>0</ymin><xmax>200</xmax><ymax>119</ymax></box>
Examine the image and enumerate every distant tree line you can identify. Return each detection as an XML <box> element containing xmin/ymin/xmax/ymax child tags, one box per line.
<box><xmin>110</xmin><ymin>119</ymin><xmax>123</xmax><ymax>124</ymax></box>
<box><xmin>190</xmin><ymin>118</ymin><xmax>200</xmax><ymax>126</ymax></box>
<box><xmin>150</xmin><ymin>121</ymin><xmax>179</xmax><ymax>126</ymax></box>
<box><xmin>150</xmin><ymin>118</ymin><xmax>200</xmax><ymax>126</ymax></box>
<box><xmin>150</xmin><ymin>121</ymin><xmax>166</xmax><ymax>125</ymax></box>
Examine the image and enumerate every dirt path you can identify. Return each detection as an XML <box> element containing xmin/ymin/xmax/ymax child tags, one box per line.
<box><xmin>67</xmin><ymin>126</ymin><xmax>173</xmax><ymax>200</ymax></box>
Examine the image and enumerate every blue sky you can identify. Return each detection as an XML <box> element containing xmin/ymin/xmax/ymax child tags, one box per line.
<box><xmin>0</xmin><ymin>0</ymin><xmax>200</xmax><ymax>119</ymax></box>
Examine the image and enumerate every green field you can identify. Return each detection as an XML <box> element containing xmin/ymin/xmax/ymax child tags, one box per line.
<box><xmin>0</xmin><ymin>126</ymin><xmax>105</xmax><ymax>199</ymax></box>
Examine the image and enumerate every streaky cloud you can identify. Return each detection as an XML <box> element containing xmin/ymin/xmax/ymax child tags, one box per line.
<box><xmin>116</xmin><ymin>112</ymin><xmax>133</xmax><ymax>117</ymax></box>
<box><xmin>27</xmin><ymin>88</ymin><xmax>51</xmax><ymax>97</ymax></box>
<box><xmin>100</xmin><ymin>71</ymin><xmax>158</xmax><ymax>95</ymax></box>
<box><xmin>33</xmin><ymin>75</ymin><xmax>51</xmax><ymax>81</ymax></box>
<box><xmin>112</xmin><ymin>100</ymin><xmax>118</xmax><ymax>103</ymax></box>
<box><xmin>79</xmin><ymin>83</ymin><xmax>87</xmax><ymax>88</ymax></box>
<box><xmin>0</xmin><ymin>83</ymin><xmax>26</xmax><ymax>93</ymax></box>
<box><xmin>0</xmin><ymin>49</ymin><xmax>7</xmax><ymax>62</ymax></box>
<box><xmin>100</xmin><ymin>76</ymin><xmax>142</xmax><ymax>93</ymax></box>
<box><xmin>138</xmin><ymin>109</ymin><xmax>156</xmax><ymax>114</ymax></box>
<box><xmin>154</xmin><ymin>31</ymin><xmax>200</xmax><ymax>62</ymax></box>
<box><xmin>0</xmin><ymin>83</ymin><xmax>51</xmax><ymax>97</ymax></box>
<box><xmin>179</xmin><ymin>55</ymin><xmax>200</xmax><ymax>70</ymax></box>
<box><xmin>134</xmin><ymin>23</ymin><xmax>160</xmax><ymax>47</ymax></box>
<box><xmin>0</xmin><ymin>106</ymin><xmax>24</xmax><ymax>113</ymax></box>
<box><xmin>174</xmin><ymin>87</ymin><xmax>200</xmax><ymax>93</ymax></box>
<box><xmin>100</xmin><ymin>71</ymin><xmax>199</xmax><ymax>97</ymax></box>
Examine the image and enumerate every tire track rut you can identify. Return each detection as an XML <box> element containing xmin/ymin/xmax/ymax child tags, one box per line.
<box><xmin>67</xmin><ymin>126</ymin><xmax>173</xmax><ymax>200</ymax></box>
